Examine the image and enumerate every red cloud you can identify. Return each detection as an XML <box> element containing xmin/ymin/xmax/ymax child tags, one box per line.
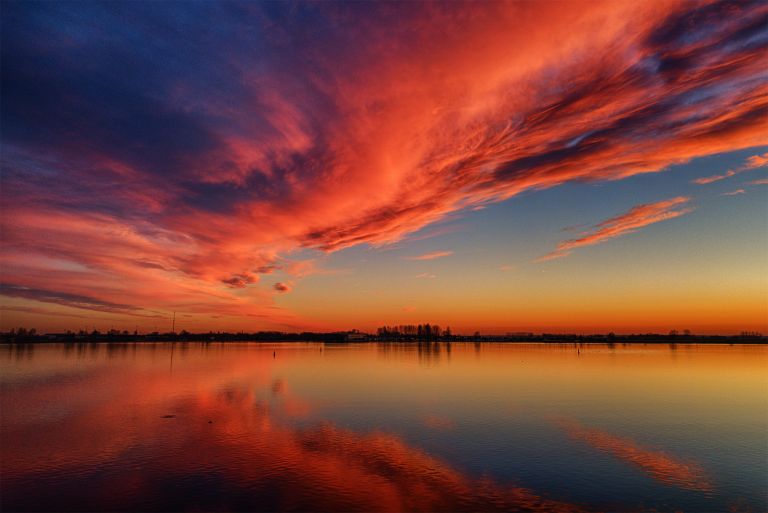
<box><xmin>2</xmin><ymin>1</ymin><xmax>766</xmax><ymax>329</ymax></box>
<box><xmin>538</xmin><ymin>197</ymin><xmax>692</xmax><ymax>261</ymax></box>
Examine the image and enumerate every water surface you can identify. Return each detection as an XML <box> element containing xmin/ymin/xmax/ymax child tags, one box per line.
<box><xmin>1</xmin><ymin>342</ymin><xmax>766</xmax><ymax>512</ymax></box>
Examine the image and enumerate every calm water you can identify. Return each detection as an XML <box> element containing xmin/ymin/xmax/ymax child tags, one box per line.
<box><xmin>1</xmin><ymin>342</ymin><xmax>766</xmax><ymax>512</ymax></box>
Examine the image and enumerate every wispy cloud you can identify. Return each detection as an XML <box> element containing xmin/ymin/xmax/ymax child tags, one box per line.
<box><xmin>405</xmin><ymin>224</ymin><xmax>466</xmax><ymax>243</ymax></box>
<box><xmin>749</xmin><ymin>178</ymin><xmax>768</xmax><ymax>186</ymax></box>
<box><xmin>692</xmin><ymin>169</ymin><xmax>736</xmax><ymax>185</ymax></box>
<box><xmin>693</xmin><ymin>152</ymin><xmax>768</xmax><ymax>185</ymax></box>
<box><xmin>538</xmin><ymin>197</ymin><xmax>693</xmax><ymax>261</ymax></box>
<box><xmin>406</xmin><ymin>251</ymin><xmax>454</xmax><ymax>261</ymax></box>
<box><xmin>0</xmin><ymin>305</ymin><xmax>94</xmax><ymax>320</ymax></box>
<box><xmin>0</xmin><ymin>283</ymin><xmax>157</xmax><ymax>317</ymax></box>
<box><xmin>415</xmin><ymin>273</ymin><xmax>437</xmax><ymax>279</ymax></box>
<box><xmin>722</xmin><ymin>189</ymin><xmax>746</xmax><ymax>196</ymax></box>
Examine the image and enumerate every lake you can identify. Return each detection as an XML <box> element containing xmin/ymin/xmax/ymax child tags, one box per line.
<box><xmin>1</xmin><ymin>342</ymin><xmax>766</xmax><ymax>512</ymax></box>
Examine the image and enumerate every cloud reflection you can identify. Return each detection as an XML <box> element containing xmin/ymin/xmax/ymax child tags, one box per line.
<box><xmin>554</xmin><ymin>418</ymin><xmax>713</xmax><ymax>493</ymax></box>
<box><xmin>2</xmin><ymin>347</ymin><xmax>589</xmax><ymax>512</ymax></box>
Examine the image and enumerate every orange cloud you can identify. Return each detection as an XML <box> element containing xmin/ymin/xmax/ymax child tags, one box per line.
<box><xmin>222</xmin><ymin>273</ymin><xmax>259</xmax><ymax>288</ymax></box>
<box><xmin>554</xmin><ymin>418</ymin><xmax>713</xmax><ymax>493</ymax></box>
<box><xmin>722</xmin><ymin>189</ymin><xmax>746</xmax><ymax>196</ymax></box>
<box><xmin>406</xmin><ymin>251</ymin><xmax>454</xmax><ymax>261</ymax></box>
<box><xmin>745</xmin><ymin>153</ymin><xmax>768</xmax><ymax>168</ymax></box>
<box><xmin>273</xmin><ymin>282</ymin><xmax>293</xmax><ymax>293</ymax></box>
<box><xmin>2</xmin><ymin>1</ymin><xmax>767</xmax><ymax>329</ymax></box>
<box><xmin>538</xmin><ymin>197</ymin><xmax>692</xmax><ymax>261</ymax></box>
<box><xmin>693</xmin><ymin>169</ymin><xmax>737</xmax><ymax>185</ymax></box>
<box><xmin>693</xmin><ymin>152</ymin><xmax>768</xmax><ymax>184</ymax></box>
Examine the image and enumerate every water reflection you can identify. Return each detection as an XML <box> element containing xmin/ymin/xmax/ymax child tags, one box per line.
<box><xmin>5</xmin><ymin>342</ymin><xmax>35</xmax><ymax>361</ymax></box>
<box><xmin>1</xmin><ymin>352</ymin><xmax>585</xmax><ymax>512</ymax></box>
<box><xmin>1</xmin><ymin>343</ymin><xmax>766</xmax><ymax>512</ymax></box>
<box><xmin>421</xmin><ymin>413</ymin><xmax>455</xmax><ymax>431</ymax></box>
<box><xmin>377</xmin><ymin>341</ymin><xmax>453</xmax><ymax>365</ymax></box>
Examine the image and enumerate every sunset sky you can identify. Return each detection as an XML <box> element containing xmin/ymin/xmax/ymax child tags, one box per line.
<box><xmin>1</xmin><ymin>0</ymin><xmax>766</xmax><ymax>334</ymax></box>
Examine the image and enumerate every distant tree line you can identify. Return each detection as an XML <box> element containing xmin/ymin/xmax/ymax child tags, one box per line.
<box><xmin>1</xmin><ymin>326</ymin><xmax>764</xmax><ymax>344</ymax></box>
<box><xmin>6</xmin><ymin>327</ymin><xmax>37</xmax><ymax>337</ymax></box>
<box><xmin>0</xmin><ymin>328</ymin><xmax>357</xmax><ymax>343</ymax></box>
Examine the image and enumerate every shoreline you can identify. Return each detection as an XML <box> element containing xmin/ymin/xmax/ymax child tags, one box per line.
<box><xmin>2</xmin><ymin>336</ymin><xmax>765</xmax><ymax>345</ymax></box>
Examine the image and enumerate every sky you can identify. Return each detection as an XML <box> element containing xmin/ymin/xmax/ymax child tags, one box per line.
<box><xmin>1</xmin><ymin>0</ymin><xmax>766</xmax><ymax>335</ymax></box>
